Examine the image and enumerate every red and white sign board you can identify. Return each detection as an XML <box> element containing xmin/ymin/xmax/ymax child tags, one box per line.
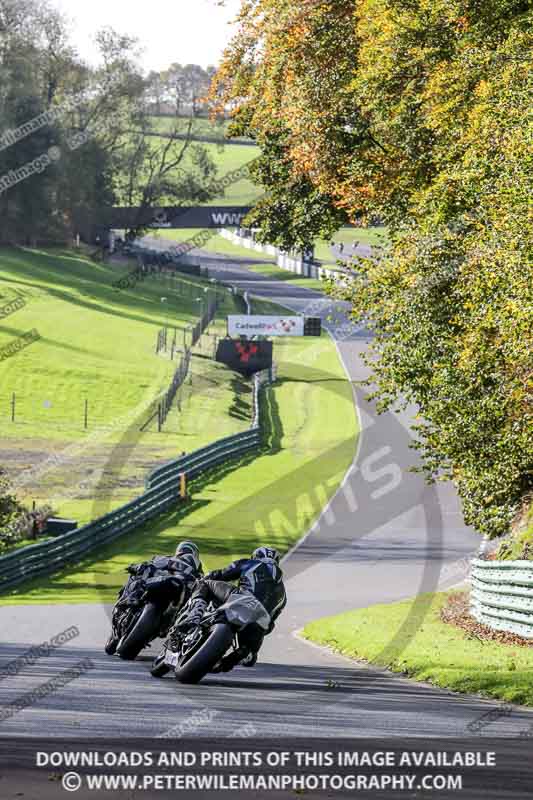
<box><xmin>228</xmin><ymin>315</ymin><xmax>304</xmax><ymax>337</ymax></box>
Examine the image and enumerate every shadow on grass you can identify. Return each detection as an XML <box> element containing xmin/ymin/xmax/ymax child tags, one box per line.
<box><xmin>0</xmin><ymin>356</ymin><xmax>357</xmax><ymax>603</ymax></box>
<box><xmin>261</xmin><ymin>383</ymin><xmax>283</xmax><ymax>456</ymax></box>
<box><xmin>0</xmin><ymin>248</ymin><xmax>211</xmax><ymax>331</ymax></box>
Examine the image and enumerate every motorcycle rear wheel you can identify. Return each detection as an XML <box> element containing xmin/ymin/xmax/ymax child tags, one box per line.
<box><xmin>175</xmin><ymin>623</ymin><xmax>234</xmax><ymax>684</ymax></box>
<box><xmin>117</xmin><ymin>603</ymin><xmax>161</xmax><ymax>661</ymax></box>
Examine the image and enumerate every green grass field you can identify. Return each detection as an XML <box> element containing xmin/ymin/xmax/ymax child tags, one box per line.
<box><xmin>245</xmin><ymin>263</ymin><xmax>324</xmax><ymax>291</ymax></box>
<box><xmin>146</xmin><ymin>138</ymin><xmax>260</xmax><ymax>207</ymax></box>
<box><xmin>201</xmin><ymin>142</ymin><xmax>260</xmax><ymax>206</ymax></box>
<box><xmin>303</xmin><ymin>591</ymin><xmax>533</xmax><ymax>706</ymax></box>
<box><xmin>0</xmin><ymin>247</ymin><xmax>186</xmax><ymax>440</ymax></box>
<box><xmin>0</xmin><ymin>248</ymin><xmax>248</xmax><ymax>525</ymax></box>
<box><xmin>149</xmin><ymin>229</ymin><xmax>274</xmax><ymax>261</ymax></box>
<box><xmin>0</xmin><ymin>324</ymin><xmax>358</xmax><ymax>604</ymax></box>
<box><xmin>313</xmin><ymin>226</ymin><xmax>389</xmax><ymax>264</ymax></box>
<box><xmin>150</xmin><ymin>115</ymin><xmax>253</xmax><ymax>144</ymax></box>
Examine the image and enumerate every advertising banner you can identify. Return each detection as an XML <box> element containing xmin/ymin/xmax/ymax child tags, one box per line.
<box><xmin>216</xmin><ymin>339</ymin><xmax>273</xmax><ymax>376</ymax></box>
<box><xmin>228</xmin><ymin>315</ymin><xmax>304</xmax><ymax>337</ymax></box>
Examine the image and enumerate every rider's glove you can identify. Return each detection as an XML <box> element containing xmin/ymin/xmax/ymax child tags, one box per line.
<box><xmin>205</xmin><ymin>570</ymin><xmax>222</xmax><ymax>580</ymax></box>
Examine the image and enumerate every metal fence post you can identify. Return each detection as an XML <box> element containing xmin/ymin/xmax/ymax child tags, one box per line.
<box><xmin>179</xmin><ymin>472</ymin><xmax>187</xmax><ymax>500</ymax></box>
<box><xmin>0</xmin><ymin>369</ymin><xmax>273</xmax><ymax>591</ymax></box>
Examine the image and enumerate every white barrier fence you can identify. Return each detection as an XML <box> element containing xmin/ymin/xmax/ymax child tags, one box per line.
<box><xmin>470</xmin><ymin>558</ymin><xmax>533</xmax><ymax>639</ymax></box>
<box><xmin>219</xmin><ymin>228</ymin><xmax>347</xmax><ymax>282</ymax></box>
<box><xmin>220</xmin><ymin>229</ymin><xmax>279</xmax><ymax>260</ymax></box>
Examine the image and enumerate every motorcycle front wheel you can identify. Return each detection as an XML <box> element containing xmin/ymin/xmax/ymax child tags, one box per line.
<box><xmin>175</xmin><ymin>623</ymin><xmax>234</xmax><ymax>685</ymax></box>
<box><xmin>117</xmin><ymin>603</ymin><xmax>161</xmax><ymax>661</ymax></box>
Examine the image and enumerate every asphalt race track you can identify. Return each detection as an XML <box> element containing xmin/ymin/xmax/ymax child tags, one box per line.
<box><xmin>1</xmin><ymin>247</ymin><xmax>532</xmax><ymax>747</ymax></box>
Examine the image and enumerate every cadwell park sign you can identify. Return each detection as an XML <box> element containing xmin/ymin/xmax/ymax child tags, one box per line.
<box><xmin>228</xmin><ymin>316</ymin><xmax>305</xmax><ymax>338</ymax></box>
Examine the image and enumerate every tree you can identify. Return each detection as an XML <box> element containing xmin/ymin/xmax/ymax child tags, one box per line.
<box><xmin>240</xmin><ymin>122</ymin><xmax>349</xmax><ymax>251</ymax></box>
<box><xmin>149</xmin><ymin>63</ymin><xmax>215</xmax><ymax>118</ymax></box>
<box><xmin>146</xmin><ymin>70</ymin><xmax>168</xmax><ymax>116</ymax></box>
<box><xmin>213</xmin><ymin>0</ymin><xmax>533</xmax><ymax>538</ymax></box>
<box><xmin>0</xmin><ymin>1</ymin><xmax>121</xmax><ymax>244</ymax></box>
<box><xmin>113</xmin><ymin>118</ymin><xmax>219</xmax><ymax>240</ymax></box>
<box><xmin>0</xmin><ymin>467</ymin><xmax>22</xmax><ymax>531</ymax></box>
<box><xmin>0</xmin><ymin>5</ymin><xmax>220</xmax><ymax>245</ymax></box>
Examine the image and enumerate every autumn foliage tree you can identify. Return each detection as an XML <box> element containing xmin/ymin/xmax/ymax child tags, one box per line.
<box><xmin>213</xmin><ymin>0</ymin><xmax>532</xmax><ymax>540</ymax></box>
<box><xmin>0</xmin><ymin>468</ymin><xmax>22</xmax><ymax>532</ymax></box>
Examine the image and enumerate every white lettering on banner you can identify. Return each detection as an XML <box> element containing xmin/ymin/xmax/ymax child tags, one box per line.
<box><xmin>228</xmin><ymin>315</ymin><xmax>304</xmax><ymax>337</ymax></box>
<box><xmin>211</xmin><ymin>212</ymin><xmax>247</xmax><ymax>226</ymax></box>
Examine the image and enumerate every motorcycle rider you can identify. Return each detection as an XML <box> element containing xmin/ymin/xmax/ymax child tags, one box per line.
<box><xmin>108</xmin><ymin>541</ymin><xmax>203</xmax><ymax>652</ymax></box>
<box><xmin>184</xmin><ymin>546</ymin><xmax>287</xmax><ymax>670</ymax></box>
<box><xmin>128</xmin><ymin>540</ymin><xmax>203</xmax><ymax>619</ymax></box>
<box><xmin>126</xmin><ymin>540</ymin><xmax>203</xmax><ymax>585</ymax></box>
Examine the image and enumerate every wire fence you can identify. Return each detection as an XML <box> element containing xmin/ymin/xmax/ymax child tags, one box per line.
<box><xmin>0</xmin><ymin>368</ymin><xmax>273</xmax><ymax>592</ymax></box>
<box><xmin>0</xmin><ymin>392</ymin><xmax>121</xmax><ymax>432</ymax></box>
<box><xmin>142</xmin><ymin>295</ymin><xmax>219</xmax><ymax>433</ymax></box>
<box><xmin>140</xmin><ymin>349</ymin><xmax>191</xmax><ymax>433</ymax></box>
<box><xmin>0</xmin><ymin>267</ymin><xmax>221</xmax><ymax>432</ymax></box>
<box><xmin>154</xmin><ymin>295</ymin><xmax>218</xmax><ymax>357</ymax></box>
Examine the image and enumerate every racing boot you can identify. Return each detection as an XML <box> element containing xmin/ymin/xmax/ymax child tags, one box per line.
<box><xmin>185</xmin><ymin>598</ymin><xmax>207</xmax><ymax>627</ymax></box>
<box><xmin>240</xmin><ymin>651</ymin><xmax>258</xmax><ymax>668</ymax></box>
<box><xmin>213</xmin><ymin>646</ymin><xmax>250</xmax><ymax>673</ymax></box>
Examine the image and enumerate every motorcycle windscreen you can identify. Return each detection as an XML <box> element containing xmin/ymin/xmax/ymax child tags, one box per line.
<box><xmin>220</xmin><ymin>593</ymin><xmax>271</xmax><ymax>631</ymax></box>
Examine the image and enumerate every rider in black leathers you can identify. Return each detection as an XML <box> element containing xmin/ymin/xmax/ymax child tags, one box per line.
<box><xmin>109</xmin><ymin>541</ymin><xmax>203</xmax><ymax>650</ymax></box>
<box><xmin>185</xmin><ymin>546</ymin><xmax>287</xmax><ymax>670</ymax></box>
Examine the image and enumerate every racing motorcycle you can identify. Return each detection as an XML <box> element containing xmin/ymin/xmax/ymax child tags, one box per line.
<box><xmin>150</xmin><ymin>592</ymin><xmax>271</xmax><ymax>684</ymax></box>
<box><xmin>105</xmin><ymin>557</ymin><xmax>191</xmax><ymax>661</ymax></box>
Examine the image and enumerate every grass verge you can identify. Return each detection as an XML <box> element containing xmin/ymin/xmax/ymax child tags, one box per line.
<box><xmin>150</xmin><ymin>229</ymin><xmax>274</xmax><ymax>262</ymax></box>
<box><xmin>245</xmin><ymin>263</ymin><xmax>324</xmax><ymax>291</ymax></box>
<box><xmin>0</xmin><ymin>247</ymin><xmax>224</xmax><ymax>438</ymax></box>
<box><xmin>303</xmin><ymin>591</ymin><xmax>533</xmax><ymax>706</ymax></box>
<box><xmin>0</xmin><ymin>329</ymin><xmax>358</xmax><ymax>604</ymax></box>
<box><xmin>0</xmin><ymin>247</ymin><xmax>246</xmax><ymax>525</ymax></box>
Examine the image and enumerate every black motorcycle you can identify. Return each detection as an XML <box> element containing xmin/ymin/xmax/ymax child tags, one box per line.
<box><xmin>105</xmin><ymin>560</ymin><xmax>191</xmax><ymax>661</ymax></box>
<box><xmin>150</xmin><ymin>592</ymin><xmax>271</xmax><ymax>684</ymax></box>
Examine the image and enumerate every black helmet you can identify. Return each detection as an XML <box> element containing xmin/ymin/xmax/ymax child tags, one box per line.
<box><xmin>176</xmin><ymin>540</ymin><xmax>199</xmax><ymax>559</ymax></box>
<box><xmin>179</xmin><ymin>552</ymin><xmax>201</xmax><ymax>572</ymax></box>
<box><xmin>252</xmin><ymin>546</ymin><xmax>280</xmax><ymax>564</ymax></box>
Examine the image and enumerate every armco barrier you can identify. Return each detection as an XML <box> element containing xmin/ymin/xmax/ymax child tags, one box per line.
<box><xmin>0</xmin><ymin>370</ymin><xmax>271</xmax><ymax>593</ymax></box>
<box><xmin>470</xmin><ymin>558</ymin><xmax>533</xmax><ymax>639</ymax></box>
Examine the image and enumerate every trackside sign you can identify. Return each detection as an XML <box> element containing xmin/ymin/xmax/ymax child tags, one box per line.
<box><xmin>228</xmin><ymin>315</ymin><xmax>304</xmax><ymax>337</ymax></box>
